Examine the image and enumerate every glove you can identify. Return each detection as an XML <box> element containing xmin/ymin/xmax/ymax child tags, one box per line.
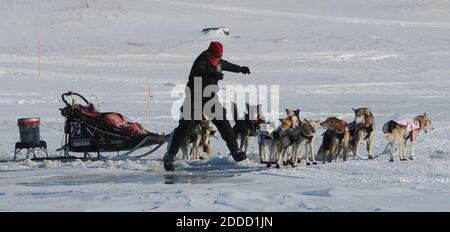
<box><xmin>240</xmin><ymin>66</ymin><xmax>251</xmax><ymax>74</ymax></box>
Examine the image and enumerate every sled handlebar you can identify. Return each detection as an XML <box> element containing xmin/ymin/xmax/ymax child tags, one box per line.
<box><xmin>61</xmin><ymin>91</ymin><xmax>91</xmax><ymax>106</ymax></box>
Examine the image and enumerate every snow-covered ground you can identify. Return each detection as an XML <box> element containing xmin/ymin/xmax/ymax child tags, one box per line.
<box><xmin>1</xmin><ymin>0</ymin><xmax>449</xmax><ymax>211</ymax></box>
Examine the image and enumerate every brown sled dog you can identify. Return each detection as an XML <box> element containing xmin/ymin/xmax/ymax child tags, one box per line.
<box><xmin>317</xmin><ymin>117</ymin><xmax>351</xmax><ymax>162</ymax></box>
<box><xmin>348</xmin><ymin>107</ymin><xmax>375</xmax><ymax>159</ymax></box>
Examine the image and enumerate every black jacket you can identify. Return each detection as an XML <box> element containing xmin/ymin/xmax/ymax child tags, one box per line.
<box><xmin>186</xmin><ymin>51</ymin><xmax>241</xmax><ymax>97</ymax></box>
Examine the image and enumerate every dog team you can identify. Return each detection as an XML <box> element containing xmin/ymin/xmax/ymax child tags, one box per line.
<box><xmin>180</xmin><ymin>103</ymin><xmax>433</xmax><ymax>167</ymax></box>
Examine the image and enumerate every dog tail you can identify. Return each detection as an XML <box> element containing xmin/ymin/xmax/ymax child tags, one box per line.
<box><xmin>382</xmin><ymin>120</ymin><xmax>396</xmax><ymax>134</ymax></box>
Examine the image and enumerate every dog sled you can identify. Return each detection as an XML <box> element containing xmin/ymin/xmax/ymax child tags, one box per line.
<box><xmin>52</xmin><ymin>91</ymin><xmax>167</xmax><ymax>161</ymax></box>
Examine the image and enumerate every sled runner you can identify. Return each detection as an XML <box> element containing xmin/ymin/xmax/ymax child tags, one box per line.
<box><xmin>56</xmin><ymin>91</ymin><xmax>167</xmax><ymax>159</ymax></box>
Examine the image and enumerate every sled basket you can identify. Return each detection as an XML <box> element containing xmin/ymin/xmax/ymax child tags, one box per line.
<box><xmin>59</xmin><ymin>91</ymin><xmax>166</xmax><ymax>154</ymax></box>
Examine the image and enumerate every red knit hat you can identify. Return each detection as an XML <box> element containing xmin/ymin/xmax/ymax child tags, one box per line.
<box><xmin>207</xmin><ymin>41</ymin><xmax>223</xmax><ymax>58</ymax></box>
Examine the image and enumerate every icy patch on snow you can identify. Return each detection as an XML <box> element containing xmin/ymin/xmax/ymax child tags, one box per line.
<box><xmin>181</xmin><ymin>155</ymin><xmax>260</xmax><ymax>171</ymax></box>
<box><xmin>102</xmin><ymin>159</ymin><xmax>166</xmax><ymax>172</ymax></box>
<box><xmin>0</xmin><ymin>156</ymin><xmax>260</xmax><ymax>174</ymax></box>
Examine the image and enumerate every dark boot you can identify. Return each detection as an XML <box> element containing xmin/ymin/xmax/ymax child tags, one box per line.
<box><xmin>163</xmin><ymin>153</ymin><xmax>175</xmax><ymax>172</ymax></box>
<box><xmin>231</xmin><ymin>150</ymin><xmax>247</xmax><ymax>162</ymax></box>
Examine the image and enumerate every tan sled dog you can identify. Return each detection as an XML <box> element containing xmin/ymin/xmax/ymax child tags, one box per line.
<box><xmin>349</xmin><ymin>107</ymin><xmax>375</xmax><ymax>159</ymax></box>
<box><xmin>317</xmin><ymin>117</ymin><xmax>351</xmax><ymax>162</ymax></box>
<box><xmin>382</xmin><ymin>113</ymin><xmax>433</xmax><ymax>162</ymax></box>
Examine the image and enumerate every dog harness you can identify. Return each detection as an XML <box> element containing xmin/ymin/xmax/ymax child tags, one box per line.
<box><xmin>301</xmin><ymin>130</ymin><xmax>314</xmax><ymax>143</ymax></box>
<box><xmin>348</xmin><ymin>122</ymin><xmax>373</xmax><ymax>140</ymax></box>
<box><xmin>322</xmin><ymin>129</ymin><xmax>346</xmax><ymax>151</ymax></box>
<box><xmin>348</xmin><ymin>122</ymin><xmax>373</xmax><ymax>146</ymax></box>
<box><xmin>257</xmin><ymin>131</ymin><xmax>272</xmax><ymax>144</ymax></box>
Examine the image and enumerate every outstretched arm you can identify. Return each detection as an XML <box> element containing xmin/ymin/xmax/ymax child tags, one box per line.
<box><xmin>221</xmin><ymin>59</ymin><xmax>241</xmax><ymax>73</ymax></box>
<box><xmin>221</xmin><ymin>59</ymin><xmax>251</xmax><ymax>74</ymax></box>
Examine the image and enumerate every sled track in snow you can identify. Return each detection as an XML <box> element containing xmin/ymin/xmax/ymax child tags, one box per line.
<box><xmin>160</xmin><ymin>0</ymin><xmax>450</xmax><ymax>29</ymax></box>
